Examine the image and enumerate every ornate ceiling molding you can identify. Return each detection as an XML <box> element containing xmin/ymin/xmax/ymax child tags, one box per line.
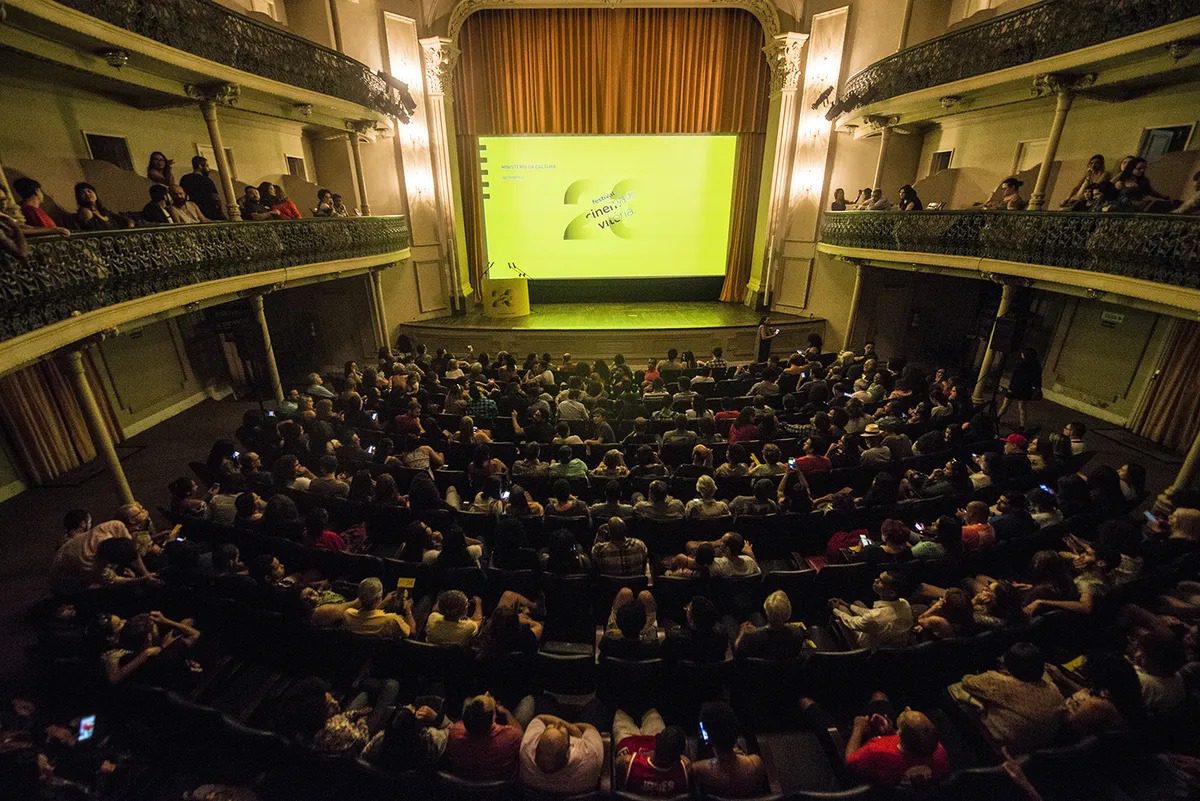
<box><xmin>184</xmin><ymin>82</ymin><xmax>241</xmax><ymax>106</ymax></box>
<box><xmin>447</xmin><ymin>0</ymin><xmax>782</xmax><ymax>41</ymax></box>
<box><xmin>764</xmin><ymin>31</ymin><xmax>807</xmax><ymax>96</ymax></box>
<box><xmin>1029</xmin><ymin>71</ymin><xmax>1096</xmax><ymax>97</ymax></box>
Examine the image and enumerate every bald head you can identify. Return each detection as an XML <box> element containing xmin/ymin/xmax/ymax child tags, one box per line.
<box><xmin>897</xmin><ymin>709</ymin><xmax>939</xmax><ymax>757</ymax></box>
<box><xmin>1171</xmin><ymin>507</ymin><xmax>1200</xmax><ymax>541</ymax></box>
<box><xmin>534</xmin><ymin>723</ymin><xmax>571</xmax><ymax>773</ymax></box>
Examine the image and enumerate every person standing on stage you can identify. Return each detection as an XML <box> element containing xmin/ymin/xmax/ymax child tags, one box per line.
<box><xmin>756</xmin><ymin>316</ymin><xmax>780</xmax><ymax>363</ymax></box>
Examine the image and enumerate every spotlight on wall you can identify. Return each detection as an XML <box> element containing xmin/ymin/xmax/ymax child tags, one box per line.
<box><xmin>810</xmin><ymin>85</ymin><xmax>834</xmax><ymax>111</ymax></box>
<box><xmin>99</xmin><ymin>49</ymin><xmax>129</xmax><ymax>69</ymax></box>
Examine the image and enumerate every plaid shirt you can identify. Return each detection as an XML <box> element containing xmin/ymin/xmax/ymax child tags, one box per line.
<box><xmin>466</xmin><ymin>395</ymin><xmax>497</xmax><ymax>420</ymax></box>
<box><xmin>590</xmin><ymin>537</ymin><xmax>648</xmax><ymax>576</ymax></box>
<box><xmin>707</xmin><ymin>357</ymin><xmax>727</xmax><ymax>369</ymax></box>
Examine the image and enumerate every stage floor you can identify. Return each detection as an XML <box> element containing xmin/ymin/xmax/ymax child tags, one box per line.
<box><xmin>414</xmin><ymin>302</ymin><xmax>814</xmax><ymax>331</ymax></box>
<box><xmin>401</xmin><ymin>302</ymin><xmax>825</xmax><ymax>363</ymax></box>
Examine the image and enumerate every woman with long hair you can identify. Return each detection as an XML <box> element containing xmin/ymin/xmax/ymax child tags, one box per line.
<box><xmin>72</xmin><ymin>182</ymin><xmax>131</xmax><ymax>230</ymax></box>
<box><xmin>756</xmin><ymin>315</ymin><xmax>780</xmax><ymax>363</ymax></box>
<box><xmin>146</xmin><ymin>151</ymin><xmax>174</xmax><ymax>185</ymax></box>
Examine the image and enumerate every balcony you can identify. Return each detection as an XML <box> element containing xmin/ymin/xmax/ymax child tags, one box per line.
<box><xmin>0</xmin><ymin>216</ymin><xmax>410</xmax><ymax>371</ymax></box>
<box><xmin>4</xmin><ymin>0</ymin><xmax>412</xmax><ymax>124</ymax></box>
<box><xmin>817</xmin><ymin>210</ymin><xmax>1200</xmax><ymax>312</ymax></box>
<box><xmin>827</xmin><ymin>0</ymin><xmax>1200</xmax><ymax>127</ymax></box>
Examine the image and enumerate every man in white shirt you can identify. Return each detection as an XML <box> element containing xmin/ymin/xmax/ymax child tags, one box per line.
<box><xmin>709</xmin><ymin>532</ymin><xmax>760</xmax><ymax>578</ymax></box>
<box><xmin>556</xmin><ymin>389</ymin><xmax>589</xmax><ymax>421</ymax></box>
<box><xmin>829</xmin><ymin>571</ymin><xmax>913</xmax><ymax>649</ymax></box>
<box><xmin>519</xmin><ymin>714</ymin><xmax>604</xmax><ymax>794</ymax></box>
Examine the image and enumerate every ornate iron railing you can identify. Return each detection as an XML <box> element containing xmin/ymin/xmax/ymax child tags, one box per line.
<box><xmin>819</xmin><ymin>210</ymin><xmax>1200</xmax><ymax>289</ymax></box>
<box><xmin>54</xmin><ymin>0</ymin><xmax>409</xmax><ymax>117</ymax></box>
<box><xmin>827</xmin><ymin>0</ymin><xmax>1200</xmax><ymax>120</ymax></box>
<box><xmin>0</xmin><ymin>216</ymin><xmax>410</xmax><ymax>342</ymax></box>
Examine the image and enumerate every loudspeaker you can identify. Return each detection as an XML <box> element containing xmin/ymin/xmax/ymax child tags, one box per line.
<box><xmin>990</xmin><ymin>316</ymin><xmax>1026</xmax><ymax>354</ymax></box>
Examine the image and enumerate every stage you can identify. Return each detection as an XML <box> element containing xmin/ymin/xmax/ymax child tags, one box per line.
<box><xmin>400</xmin><ymin>302</ymin><xmax>825</xmax><ymax>362</ymax></box>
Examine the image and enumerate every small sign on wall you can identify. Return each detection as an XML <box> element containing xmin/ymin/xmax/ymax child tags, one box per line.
<box><xmin>1100</xmin><ymin>311</ymin><xmax>1125</xmax><ymax>328</ymax></box>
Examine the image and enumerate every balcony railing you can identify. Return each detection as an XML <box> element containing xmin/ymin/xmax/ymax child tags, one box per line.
<box><xmin>819</xmin><ymin>210</ymin><xmax>1200</xmax><ymax>290</ymax></box>
<box><xmin>827</xmin><ymin>0</ymin><xmax>1200</xmax><ymax>120</ymax></box>
<box><xmin>0</xmin><ymin>216</ymin><xmax>410</xmax><ymax>342</ymax></box>
<box><xmin>54</xmin><ymin>0</ymin><xmax>409</xmax><ymax>117</ymax></box>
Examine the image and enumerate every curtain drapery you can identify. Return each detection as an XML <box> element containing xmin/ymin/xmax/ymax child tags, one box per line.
<box><xmin>1129</xmin><ymin>319</ymin><xmax>1200</xmax><ymax>454</ymax></box>
<box><xmin>453</xmin><ymin>7</ymin><xmax>771</xmax><ymax>300</ymax></box>
<box><xmin>0</xmin><ymin>351</ymin><xmax>124</xmax><ymax>484</ymax></box>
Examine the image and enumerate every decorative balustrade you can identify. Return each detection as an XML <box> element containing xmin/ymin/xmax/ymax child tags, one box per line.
<box><xmin>827</xmin><ymin>0</ymin><xmax>1200</xmax><ymax>120</ymax></box>
<box><xmin>55</xmin><ymin>0</ymin><xmax>411</xmax><ymax>118</ymax></box>
<box><xmin>819</xmin><ymin>210</ymin><xmax>1200</xmax><ymax>289</ymax></box>
<box><xmin>0</xmin><ymin>216</ymin><xmax>410</xmax><ymax>342</ymax></box>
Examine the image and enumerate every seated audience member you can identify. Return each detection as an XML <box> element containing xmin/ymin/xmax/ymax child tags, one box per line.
<box><xmin>984</xmin><ymin>176</ymin><xmax>1027</xmax><ymax>210</ymax></box>
<box><xmin>1130</xmin><ymin>630</ymin><xmax>1187</xmax><ymax>714</ymax></box>
<box><xmin>736</xmin><ymin>590</ymin><xmax>808</xmax><ymax>658</ymax></box>
<box><xmin>314</xmin><ymin>188</ymin><xmax>335</xmax><ymax>216</ymax></box>
<box><xmin>829</xmin><ymin>571</ymin><xmax>913</xmax><ymax>649</ymax></box>
<box><xmin>729</xmin><ymin>479</ymin><xmax>779</xmax><ymax>517</ymax></box>
<box><xmin>474</xmin><ymin>597</ymin><xmax>543</xmax><ymax>664</ymax></box>
<box><xmin>950</xmin><ymin>642</ymin><xmax>1064</xmax><ymax>752</ymax></box>
<box><xmin>585</xmin><ymin>408</ymin><xmax>616</xmax><ymax>445</ymax></box>
<box><xmin>549</xmin><ymin>445</ymin><xmax>588</xmax><ymax>479</ymax></box>
<box><xmin>915</xmin><ymin>588</ymin><xmax>977</xmax><ymax>641</ymax></box>
<box><xmin>630</xmin><ymin>444</ymin><xmax>669</xmax><ymax>478</ymax></box>
<box><xmin>591</xmin><ymin>448</ymin><xmax>629</xmax><ymax>478</ymax></box>
<box><xmin>519</xmin><ymin>713</ymin><xmax>604</xmax><ymax>794</ymax></box>
<box><xmin>343</xmin><ymin>577</ymin><xmax>415</xmax><ymax>638</ymax></box>
<box><xmin>266</xmin><ymin>183</ymin><xmax>302</xmax><ymax>219</ymax></box>
<box><xmin>692</xmin><ymin>702</ymin><xmax>768</xmax><ymax>797</ymax></box>
<box><xmin>12</xmin><ymin>177</ymin><xmax>70</xmax><ymax>234</ymax></box>
<box><xmin>331</xmin><ymin>193</ymin><xmax>350</xmax><ymax>216</ymax></box>
<box><xmin>613</xmin><ymin>710</ymin><xmax>690</xmax><ymax>796</ymax></box>
<box><xmin>910</xmin><ymin>516</ymin><xmax>963</xmax><ymax>561</ymax></box>
<box><xmin>750</xmin><ymin>443</ymin><xmax>787</xmax><ymax>477</ymax></box>
<box><xmin>1021</xmin><ymin>550</ymin><xmax>1081</xmax><ymax>607</ymax></box>
<box><xmin>1061</xmin><ymin>154</ymin><xmax>1112</xmax><ymax>208</ymax></box>
<box><xmin>512</xmin><ymin>442</ymin><xmax>549</xmax><ymax>477</ymax></box>
<box><xmin>859</xmin><ymin>425</ymin><xmax>892</xmax><ymax>466</ymax></box>
<box><xmin>864</xmin><ymin>188</ymin><xmax>891</xmax><ymax>210</ymax></box>
<box><xmin>590</xmin><ymin>517</ymin><xmax>648</xmax><ymax>576</ymax></box>
<box><xmin>600</xmin><ymin>588</ymin><xmax>664</xmax><ymax>659</ymax></box>
<box><xmin>1024</xmin><ymin>544</ymin><xmax>1118</xmax><ymax>617</ymax></box>
<box><xmin>444</xmin><ymin>692</ymin><xmax>530</xmax><ymax>780</ymax></box>
<box><xmin>634</xmin><ymin>480</ymin><xmax>685</xmax><ymax>520</ymax></box>
<box><xmin>50</xmin><ymin>520</ymin><xmax>150</xmax><ymax>595</ymax></box>
<box><xmin>1174</xmin><ymin>169</ymin><xmax>1200</xmax><ymax>215</ymax></box>
<box><xmin>727</xmin><ymin>407</ymin><xmax>761</xmax><ymax>444</ymax></box>
<box><xmin>283</xmin><ymin>675</ymin><xmax>399</xmax><ymax>755</ymax></box>
<box><xmin>1113</xmin><ymin>156</ymin><xmax>1170</xmax><ymax>209</ymax></box>
<box><xmin>551</xmin><ymin>421</ymin><xmax>583</xmax><ymax>447</ymax></box>
<box><xmin>897</xmin><ymin>184</ymin><xmax>923</xmax><ymax>211</ymax></box>
<box><xmin>960</xmin><ymin>501</ymin><xmax>996</xmax><ymax>551</ymax></box>
<box><xmin>305</xmin><ymin>372</ymin><xmax>336</xmax><ymax>399</ymax></box>
<box><xmin>969</xmin><ymin>452</ymin><xmax>1001</xmax><ymax>490</ymax></box>
<box><xmin>425</xmin><ymin>590</ymin><xmax>484</xmax><ymax>646</ymax></box>
<box><xmin>72</xmin><ymin>182</ymin><xmax>131</xmax><ymax>230</ymax></box>
<box><xmin>179</xmin><ymin>155</ymin><xmax>224</xmax><ymax>220</ymax></box>
<box><xmin>239</xmin><ymin>185</ymin><xmax>281</xmax><ymax>221</ymax></box>
<box><xmin>715</xmin><ymin>443</ymin><xmax>751</xmax><ymax>478</ymax></box>
<box><xmin>1027</xmin><ymin>488</ymin><xmax>1063</xmax><ymax>528</ymax></box>
<box><xmin>102</xmin><ymin>610</ymin><xmax>201</xmax><ymax>687</ymax></box>
<box><xmin>800</xmin><ymin>693</ymin><xmax>949</xmax><ymax>787</ymax></box>
<box><xmin>1142</xmin><ymin>507</ymin><xmax>1200</xmax><ymax>565</ymax></box>
<box><xmin>667</xmin><ymin>595</ymin><xmax>728</xmax><ymax>662</ymax></box>
<box><xmin>851</xmin><ymin>518</ymin><xmax>914</xmax><ymax>565</ymax></box>
<box><xmin>703</xmin><ymin>532</ymin><xmax>759</xmax><ymax>577</ymax></box>
<box><xmin>165</xmin><ymin>184</ymin><xmax>209</xmax><ymax>224</ymax></box>
<box><xmin>793</xmin><ymin>436</ymin><xmax>832</xmax><ymax>474</ymax></box>
<box><xmin>504</xmin><ymin>485</ymin><xmax>544</xmax><ymax>520</ymax></box>
<box><xmin>541</xmin><ymin>528</ymin><xmax>592</xmax><ymax>573</ymax></box>
<box><xmin>685</xmin><ymin>475</ymin><xmax>730</xmax><ymax>519</ymax></box>
<box><xmin>588</xmin><ymin>480</ymin><xmax>635</xmax><ymax>521</ymax></box>
<box><xmin>673</xmin><ymin>443</ymin><xmax>713</xmax><ymax>478</ymax></box>
<box><xmin>1118</xmin><ymin>462</ymin><xmax>1147</xmax><ymax>502</ymax></box>
<box><xmin>141</xmin><ymin>184</ymin><xmax>174</xmax><ymax>225</ymax></box>
<box><xmin>662</xmin><ymin>414</ymin><xmax>699</xmax><ymax>451</ymax></box>
<box><xmin>545</xmin><ymin>478</ymin><xmax>589</xmax><ymax>519</ymax></box>
<box><xmin>147</xmin><ymin>151</ymin><xmax>175</xmax><ymax>185</ymax></box>
<box><xmin>307</xmin><ymin>455</ymin><xmax>349</xmax><ymax>498</ymax></box>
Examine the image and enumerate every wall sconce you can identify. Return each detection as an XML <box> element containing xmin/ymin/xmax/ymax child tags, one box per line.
<box><xmin>800</xmin><ymin>114</ymin><xmax>825</xmax><ymax>139</ymax></box>
<box><xmin>99</xmin><ymin>49</ymin><xmax>129</xmax><ymax>68</ymax></box>
<box><xmin>790</xmin><ymin>166</ymin><xmax>822</xmax><ymax>198</ymax></box>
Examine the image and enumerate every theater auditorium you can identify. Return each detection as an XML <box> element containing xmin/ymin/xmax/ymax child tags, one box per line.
<box><xmin>0</xmin><ymin>0</ymin><xmax>1199</xmax><ymax>798</ymax></box>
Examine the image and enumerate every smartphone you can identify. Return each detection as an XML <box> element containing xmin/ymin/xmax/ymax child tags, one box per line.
<box><xmin>914</xmin><ymin>522</ymin><xmax>926</xmax><ymax>533</ymax></box>
<box><xmin>1039</xmin><ymin>484</ymin><xmax>1054</xmax><ymax>494</ymax></box>
<box><xmin>264</xmin><ymin>410</ymin><xmax>277</xmax><ymax>419</ymax></box>
<box><xmin>859</xmin><ymin>534</ymin><xmax>872</xmax><ymax>547</ymax></box>
<box><xmin>367</xmin><ymin>445</ymin><xmax>377</xmax><ymax>455</ymax></box>
<box><xmin>1144</xmin><ymin>511</ymin><xmax>1157</xmax><ymax>524</ymax></box>
<box><xmin>500</xmin><ymin>490</ymin><xmax>511</xmax><ymax>500</ymax></box>
<box><xmin>370</xmin><ymin>411</ymin><xmax>379</xmax><ymax>422</ymax></box>
<box><xmin>843</xmin><ymin>392</ymin><xmax>854</xmax><ymax>398</ymax></box>
<box><xmin>77</xmin><ymin>715</ymin><xmax>96</xmax><ymax>743</ymax></box>
<box><xmin>230</xmin><ymin>450</ymin><xmax>240</xmax><ymax>460</ymax></box>
<box><xmin>698</xmin><ymin>721</ymin><xmax>710</xmax><ymax>744</ymax></box>
<box><xmin>788</xmin><ymin>457</ymin><xmax>798</xmax><ymax>469</ymax></box>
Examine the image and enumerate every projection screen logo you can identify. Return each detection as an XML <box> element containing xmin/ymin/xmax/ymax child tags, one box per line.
<box><xmin>562</xmin><ymin>179</ymin><xmax>637</xmax><ymax>240</ymax></box>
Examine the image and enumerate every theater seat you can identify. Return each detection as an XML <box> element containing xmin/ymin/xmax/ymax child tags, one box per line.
<box><xmin>435</xmin><ymin>770</ymin><xmax>514</xmax><ymax>801</ymax></box>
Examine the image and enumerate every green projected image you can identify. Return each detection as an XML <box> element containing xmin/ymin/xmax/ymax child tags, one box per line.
<box><xmin>478</xmin><ymin>135</ymin><xmax>736</xmax><ymax>280</ymax></box>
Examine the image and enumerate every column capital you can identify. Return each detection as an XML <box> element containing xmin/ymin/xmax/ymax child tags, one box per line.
<box><xmin>419</xmin><ymin>37</ymin><xmax>461</xmax><ymax>100</ymax></box>
<box><xmin>346</xmin><ymin>119</ymin><xmax>376</xmax><ymax>136</ymax></box>
<box><xmin>1030</xmin><ymin>72</ymin><xmax>1095</xmax><ymax>98</ymax></box>
<box><xmin>862</xmin><ymin>114</ymin><xmax>898</xmax><ymax>133</ymax></box>
<box><xmin>185</xmin><ymin>82</ymin><xmax>241</xmax><ymax>106</ymax></box>
<box><xmin>765</xmin><ymin>32</ymin><xmax>808</xmax><ymax>96</ymax></box>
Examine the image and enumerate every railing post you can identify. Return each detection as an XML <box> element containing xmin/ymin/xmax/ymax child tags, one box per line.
<box><xmin>1028</xmin><ymin>73</ymin><xmax>1095</xmax><ymax>211</ymax></box>
<box><xmin>250</xmin><ymin>294</ymin><xmax>285</xmax><ymax>405</ymax></box>
<box><xmin>871</xmin><ymin>124</ymin><xmax>894</xmax><ymax>196</ymax></box>
<box><xmin>972</xmin><ymin>281</ymin><xmax>1016</xmax><ymax>405</ymax></box>
<box><xmin>366</xmin><ymin>269</ymin><xmax>390</xmax><ymax>350</ymax></box>
<box><xmin>346</xmin><ymin>121</ymin><xmax>373</xmax><ymax>216</ymax></box>
<box><xmin>63</xmin><ymin>347</ymin><xmax>134</xmax><ymax>507</ymax></box>
<box><xmin>1159</xmin><ymin>430</ymin><xmax>1200</xmax><ymax>513</ymax></box>
<box><xmin>189</xmin><ymin>84</ymin><xmax>243</xmax><ymax>222</ymax></box>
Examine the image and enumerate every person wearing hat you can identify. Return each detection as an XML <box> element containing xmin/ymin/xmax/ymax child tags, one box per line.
<box><xmin>1000</xmin><ymin>433</ymin><xmax>1033</xmax><ymax>481</ymax></box>
<box><xmin>860</xmin><ymin>424</ymin><xmax>892</xmax><ymax>466</ymax></box>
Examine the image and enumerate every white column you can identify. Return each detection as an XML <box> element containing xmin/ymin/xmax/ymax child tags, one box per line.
<box><xmin>1027</xmin><ymin>73</ymin><xmax>1094</xmax><ymax>211</ymax></box>
<box><xmin>871</xmin><ymin>125</ymin><xmax>894</xmax><ymax>194</ymax></box>
<box><xmin>189</xmin><ymin>83</ymin><xmax>242</xmax><ymax>221</ymax></box>
<box><xmin>972</xmin><ymin>282</ymin><xmax>1016</xmax><ymax>405</ymax></box>
<box><xmin>250</xmin><ymin>294</ymin><xmax>285</xmax><ymax>405</ymax></box>
<box><xmin>64</xmin><ymin>348</ymin><xmax>134</xmax><ymax>506</ymax></box>
<box><xmin>844</xmin><ymin>263</ymin><xmax>865</xmax><ymax>350</ymax></box>
<box><xmin>346</xmin><ymin>121</ymin><xmax>372</xmax><ymax>216</ymax></box>
<box><xmin>746</xmin><ymin>31</ymin><xmax>808</xmax><ymax>308</ymax></box>
<box><xmin>420</xmin><ymin>36</ymin><xmax>472</xmax><ymax>311</ymax></box>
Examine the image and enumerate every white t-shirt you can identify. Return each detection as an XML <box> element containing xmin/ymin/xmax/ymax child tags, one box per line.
<box><xmin>711</xmin><ymin>555</ymin><xmax>760</xmax><ymax>577</ymax></box>
<box><xmin>519</xmin><ymin>719</ymin><xmax>604</xmax><ymax>794</ymax></box>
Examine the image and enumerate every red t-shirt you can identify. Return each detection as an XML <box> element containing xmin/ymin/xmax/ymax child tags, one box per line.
<box><xmin>728</xmin><ymin>424</ymin><xmax>761</xmax><ymax>444</ymax></box>
<box><xmin>312</xmin><ymin>529</ymin><xmax>346</xmax><ymax>551</ymax></box>
<box><xmin>795</xmin><ymin>454</ymin><xmax>832</xmax><ymax>474</ymax></box>
<box><xmin>961</xmin><ymin>522</ymin><xmax>995</xmax><ymax>552</ymax></box>
<box><xmin>846</xmin><ymin>735</ymin><xmax>949</xmax><ymax>786</ymax></box>
<box><xmin>618</xmin><ymin>735</ymin><xmax>689</xmax><ymax>797</ymax></box>
<box><xmin>21</xmin><ymin>204</ymin><xmax>56</xmax><ymax>229</ymax></box>
<box><xmin>273</xmin><ymin>199</ymin><xmax>302</xmax><ymax>220</ymax></box>
<box><xmin>445</xmin><ymin>721</ymin><xmax>522</xmax><ymax>780</ymax></box>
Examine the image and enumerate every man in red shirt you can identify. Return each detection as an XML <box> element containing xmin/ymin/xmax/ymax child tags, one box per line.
<box><xmin>793</xmin><ymin>436</ymin><xmax>832</xmax><ymax>475</ymax></box>
<box><xmin>960</xmin><ymin>500</ymin><xmax>996</xmax><ymax>552</ymax></box>
<box><xmin>613</xmin><ymin>708</ymin><xmax>690</xmax><ymax>796</ymax></box>
<box><xmin>801</xmin><ymin>693</ymin><xmax>949</xmax><ymax>788</ymax></box>
<box><xmin>444</xmin><ymin>692</ymin><xmax>529</xmax><ymax>780</ymax></box>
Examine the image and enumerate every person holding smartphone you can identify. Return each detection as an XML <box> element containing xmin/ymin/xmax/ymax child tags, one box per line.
<box><xmin>693</xmin><ymin>702</ymin><xmax>768</xmax><ymax>798</ymax></box>
<box><xmin>755</xmin><ymin>315</ymin><xmax>781</xmax><ymax>363</ymax></box>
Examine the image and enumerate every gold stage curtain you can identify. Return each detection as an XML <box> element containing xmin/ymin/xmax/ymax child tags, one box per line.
<box><xmin>454</xmin><ymin>7</ymin><xmax>771</xmax><ymax>299</ymax></box>
<box><xmin>0</xmin><ymin>352</ymin><xmax>124</xmax><ymax>484</ymax></box>
<box><xmin>1129</xmin><ymin>319</ymin><xmax>1200</xmax><ymax>454</ymax></box>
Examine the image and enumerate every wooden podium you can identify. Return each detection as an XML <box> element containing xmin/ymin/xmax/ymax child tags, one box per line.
<box><xmin>480</xmin><ymin>276</ymin><xmax>530</xmax><ymax>318</ymax></box>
